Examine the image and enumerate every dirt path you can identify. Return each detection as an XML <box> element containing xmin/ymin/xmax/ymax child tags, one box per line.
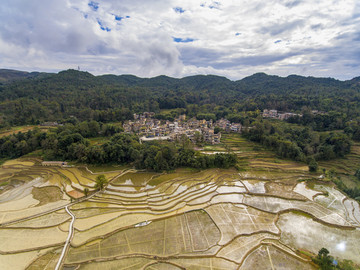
<box><xmin>55</xmin><ymin>206</ymin><xmax>75</xmax><ymax>270</ymax></box>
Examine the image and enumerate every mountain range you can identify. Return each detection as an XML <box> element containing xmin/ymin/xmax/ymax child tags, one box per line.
<box><xmin>0</xmin><ymin>68</ymin><xmax>359</xmax><ymax>125</ymax></box>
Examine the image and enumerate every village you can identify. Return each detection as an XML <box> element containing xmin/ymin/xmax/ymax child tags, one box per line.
<box><xmin>262</xmin><ymin>109</ymin><xmax>302</xmax><ymax>120</ymax></box>
<box><xmin>123</xmin><ymin>112</ymin><xmax>243</xmax><ymax>144</ymax></box>
<box><xmin>262</xmin><ymin>109</ymin><xmax>327</xmax><ymax>120</ymax></box>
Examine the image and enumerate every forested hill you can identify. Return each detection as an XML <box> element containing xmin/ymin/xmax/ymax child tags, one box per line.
<box><xmin>0</xmin><ymin>69</ymin><xmax>50</xmax><ymax>84</ymax></box>
<box><xmin>0</xmin><ymin>69</ymin><xmax>359</xmax><ymax>126</ymax></box>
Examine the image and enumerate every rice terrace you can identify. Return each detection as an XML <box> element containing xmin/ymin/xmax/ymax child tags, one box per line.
<box><xmin>0</xmin><ymin>133</ymin><xmax>359</xmax><ymax>270</ymax></box>
<box><xmin>2</xmin><ymin>0</ymin><xmax>360</xmax><ymax>268</ymax></box>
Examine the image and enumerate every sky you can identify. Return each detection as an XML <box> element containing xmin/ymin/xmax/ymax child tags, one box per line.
<box><xmin>0</xmin><ymin>0</ymin><xmax>359</xmax><ymax>80</ymax></box>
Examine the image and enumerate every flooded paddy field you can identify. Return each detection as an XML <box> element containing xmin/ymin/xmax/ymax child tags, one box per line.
<box><xmin>0</xmin><ymin>157</ymin><xmax>359</xmax><ymax>269</ymax></box>
<box><xmin>278</xmin><ymin>213</ymin><xmax>360</xmax><ymax>263</ymax></box>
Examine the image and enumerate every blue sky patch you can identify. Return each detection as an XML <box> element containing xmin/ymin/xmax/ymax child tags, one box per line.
<box><xmin>97</xmin><ymin>19</ymin><xmax>111</xmax><ymax>32</ymax></box>
<box><xmin>173</xmin><ymin>37</ymin><xmax>194</xmax><ymax>43</ymax></box>
<box><xmin>115</xmin><ymin>15</ymin><xmax>123</xmax><ymax>21</ymax></box>
<box><xmin>88</xmin><ymin>1</ymin><xmax>99</xmax><ymax>11</ymax></box>
<box><xmin>114</xmin><ymin>15</ymin><xmax>130</xmax><ymax>21</ymax></box>
<box><xmin>235</xmin><ymin>32</ymin><xmax>241</xmax><ymax>36</ymax></box>
<box><xmin>274</xmin><ymin>40</ymin><xmax>282</xmax><ymax>44</ymax></box>
<box><xmin>174</xmin><ymin>7</ymin><xmax>185</xmax><ymax>14</ymax></box>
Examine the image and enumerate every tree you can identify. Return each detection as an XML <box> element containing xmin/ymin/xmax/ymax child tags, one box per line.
<box><xmin>178</xmin><ymin>134</ymin><xmax>191</xmax><ymax>149</ymax></box>
<box><xmin>309</xmin><ymin>158</ymin><xmax>318</xmax><ymax>172</ymax></box>
<box><xmin>313</xmin><ymin>248</ymin><xmax>335</xmax><ymax>270</ymax></box>
<box><xmin>194</xmin><ymin>131</ymin><xmax>204</xmax><ymax>146</ymax></box>
<box><xmin>214</xmin><ymin>126</ymin><xmax>221</xmax><ymax>134</ymax></box>
<box><xmin>154</xmin><ymin>151</ymin><xmax>169</xmax><ymax>172</ymax></box>
<box><xmin>355</xmin><ymin>168</ymin><xmax>360</xmax><ymax>180</ymax></box>
<box><xmin>94</xmin><ymin>174</ymin><xmax>107</xmax><ymax>190</ymax></box>
<box><xmin>84</xmin><ymin>187</ymin><xmax>89</xmax><ymax>197</ymax></box>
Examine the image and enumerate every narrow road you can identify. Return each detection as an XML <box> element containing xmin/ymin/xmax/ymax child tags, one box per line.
<box><xmin>55</xmin><ymin>206</ymin><xmax>75</xmax><ymax>270</ymax></box>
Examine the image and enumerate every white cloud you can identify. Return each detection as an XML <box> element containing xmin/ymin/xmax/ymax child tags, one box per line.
<box><xmin>0</xmin><ymin>0</ymin><xmax>359</xmax><ymax>80</ymax></box>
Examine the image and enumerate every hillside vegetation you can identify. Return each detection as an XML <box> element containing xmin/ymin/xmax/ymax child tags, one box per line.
<box><xmin>0</xmin><ymin>69</ymin><xmax>359</xmax><ymax>130</ymax></box>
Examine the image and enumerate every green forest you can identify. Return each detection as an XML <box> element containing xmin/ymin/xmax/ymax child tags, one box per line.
<box><xmin>0</xmin><ymin>121</ymin><xmax>237</xmax><ymax>171</ymax></box>
<box><xmin>0</xmin><ymin>69</ymin><xmax>359</xmax><ymax>129</ymax></box>
<box><xmin>0</xmin><ymin>68</ymin><xmax>359</xmax><ymax>167</ymax></box>
<box><xmin>243</xmin><ymin>121</ymin><xmax>352</xmax><ymax>162</ymax></box>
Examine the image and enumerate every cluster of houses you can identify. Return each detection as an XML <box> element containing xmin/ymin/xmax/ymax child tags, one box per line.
<box><xmin>124</xmin><ymin>113</ymin><xmax>243</xmax><ymax>144</ymax></box>
<box><xmin>262</xmin><ymin>109</ymin><xmax>302</xmax><ymax>120</ymax></box>
<box><xmin>40</xmin><ymin>121</ymin><xmax>63</xmax><ymax>127</ymax></box>
<box><xmin>41</xmin><ymin>161</ymin><xmax>68</xmax><ymax>167</ymax></box>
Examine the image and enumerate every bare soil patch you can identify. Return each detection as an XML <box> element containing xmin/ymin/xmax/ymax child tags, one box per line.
<box><xmin>32</xmin><ymin>186</ymin><xmax>63</xmax><ymax>206</ymax></box>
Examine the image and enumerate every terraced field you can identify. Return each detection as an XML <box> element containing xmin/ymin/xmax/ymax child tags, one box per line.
<box><xmin>1</xmin><ymin>155</ymin><xmax>359</xmax><ymax>269</ymax></box>
<box><xmin>0</xmin><ymin>125</ymin><xmax>50</xmax><ymax>138</ymax></box>
<box><xmin>318</xmin><ymin>142</ymin><xmax>360</xmax><ymax>175</ymax></box>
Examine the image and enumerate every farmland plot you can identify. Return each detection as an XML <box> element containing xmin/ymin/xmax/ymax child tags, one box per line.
<box><xmin>1</xmin><ymin>158</ymin><xmax>359</xmax><ymax>269</ymax></box>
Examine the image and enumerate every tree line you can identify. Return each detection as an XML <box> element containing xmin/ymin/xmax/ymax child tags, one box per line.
<box><xmin>242</xmin><ymin>119</ymin><xmax>352</xmax><ymax>163</ymax></box>
<box><xmin>1</xmin><ymin>69</ymin><xmax>360</xmax><ymax>135</ymax></box>
<box><xmin>0</xmin><ymin>121</ymin><xmax>237</xmax><ymax>171</ymax></box>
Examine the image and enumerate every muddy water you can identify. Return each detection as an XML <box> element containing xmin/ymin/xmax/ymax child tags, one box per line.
<box><xmin>293</xmin><ymin>182</ymin><xmax>321</xmax><ymax>201</ymax></box>
<box><xmin>242</xmin><ymin>180</ymin><xmax>266</xmax><ymax>193</ymax></box>
<box><xmin>277</xmin><ymin>212</ymin><xmax>360</xmax><ymax>263</ymax></box>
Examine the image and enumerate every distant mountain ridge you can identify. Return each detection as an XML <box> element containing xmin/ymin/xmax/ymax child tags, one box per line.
<box><xmin>0</xmin><ymin>69</ymin><xmax>51</xmax><ymax>83</ymax></box>
<box><xmin>0</xmin><ymin>68</ymin><xmax>359</xmax><ymax>125</ymax></box>
<box><xmin>1</xmin><ymin>69</ymin><xmax>358</xmax><ymax>95</ymax></box>
<box><xmin>0</xmin><ymin>68</ymin><xmax>357</xmax><ymax>87</ymax></box>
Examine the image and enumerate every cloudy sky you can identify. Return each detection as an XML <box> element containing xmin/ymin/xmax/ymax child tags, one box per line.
<box><xmin>0</xmin><ymin>0</ymin><xmax>359</xmax><ymax>80</ymax></box>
